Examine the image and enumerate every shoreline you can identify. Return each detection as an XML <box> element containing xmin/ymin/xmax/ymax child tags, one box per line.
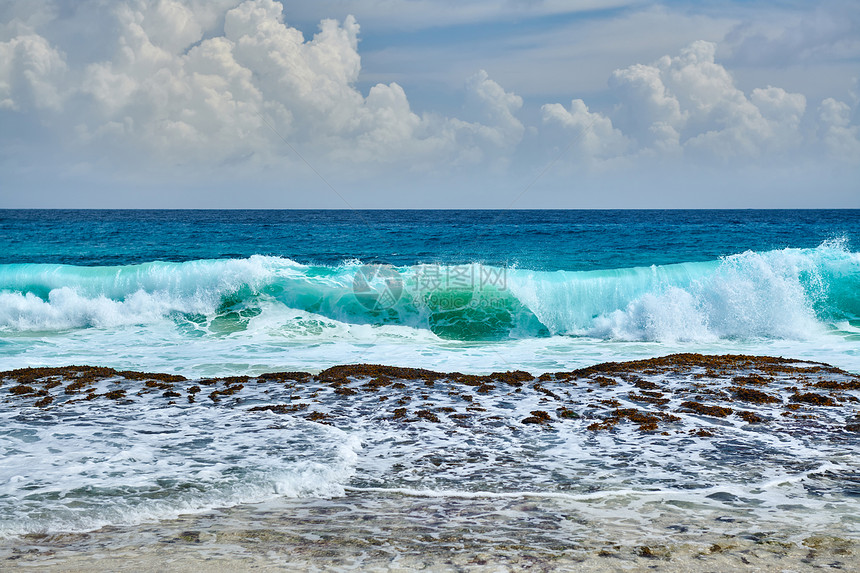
<box><xmin>4</xmin><ymin>492</ymin><xmax>859</xmax><ymax>571</ymax></box>
<box><xmin>3</xmin><ymin>353</ymin><xmax>860</xmax><ymax>571</ymax></box>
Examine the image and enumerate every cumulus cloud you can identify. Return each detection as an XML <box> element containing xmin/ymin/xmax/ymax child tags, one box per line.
<box><xmin>608</xmin><ymin>62</ymin><xmax>684</xmax><ymax>154</ymax></box>
<box><xmin>0</xmin><ymin>33</ymin><xmax>67</xmax><ymax>111</ymax></box>
<box><xmin>661</xmin><ymin>41</ymin><xmax>805</xmax><ymax>160</ymax></box>
<box><xmin>338</xmin><ymin>69</ymin><xmax>525</xmax><ymax>169</ymax></box>
<box><xmin>541</xmin><ymin>99</ymin><xmax>629</xmax><ymax>160</ymax></box>
<box><xmin>818</xmin><ymin>98</ymin><xmax>860</xmax><ymax>162</ymax></box>
<box><xmin>77</xmin><ymin>0</ymin><xmax>364</xmax><ymax>163</ymax></box>
<box><xmin>464</xmin><ymin>70</ymin><xmax>524</xmax><ymax>149</ymax></box>
<box><xmin>0</xmin><ymin>0</ymin><xmax>858</xmax><ymax>199</ymax></box>
<box><xmin>543</xmin><ymin>40</ymin><xmax>825</xmax><ymax>165</ymax></box>
<box><xmin>0</xmin><ymin>0</ymin><xmax>527</xmax><ymax>172</ymax></box>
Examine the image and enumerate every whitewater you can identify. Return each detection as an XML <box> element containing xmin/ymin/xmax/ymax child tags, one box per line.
<box><xmin>2</xmin><ymin>209</ymin><xmax>860</xmax><ymax>570</ymax></box>
<box><xmin>1</xmin><ymin>239</ymin><xmax>858</xmax><ymax>375</ymax></box>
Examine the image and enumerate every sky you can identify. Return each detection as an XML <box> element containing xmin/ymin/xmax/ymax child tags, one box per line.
<box><xmin>1</xmin><ymin>0</ymin><xmax>858</xmax><ymax>208</ymax></box>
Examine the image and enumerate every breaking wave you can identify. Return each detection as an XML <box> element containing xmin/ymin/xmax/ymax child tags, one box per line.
<box><xmin>0</xmin><ymin>240</ymin><xmax>857</xmax><ymax>342</ymax></box>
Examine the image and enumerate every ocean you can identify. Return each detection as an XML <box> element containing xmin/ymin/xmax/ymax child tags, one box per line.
<box><xmin>2</xmin><ymin>209</ymin><xmax>859</xmax><ymax>375</ymax></box>
<box><xmin>1</xmin><ymin>209</ymin><xmax>859</xmax><ymax>569</ymax></box>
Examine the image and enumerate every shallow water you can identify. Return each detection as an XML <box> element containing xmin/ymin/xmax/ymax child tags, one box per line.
<box><xmin>2</xmin><ymin>356</ymin><xmax>858</xmax><ymax>542</ymax></box>
<box><xmin>3</xmin><ymin>486</ymin><xmax>859</xmax><ymax>571</ymax></box>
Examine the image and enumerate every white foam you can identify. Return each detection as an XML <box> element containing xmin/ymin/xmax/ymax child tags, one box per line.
<box><xmin>0</xmin><ymin>395</ymin><xmax>361</xmax><ymax>537</ymax></box>
<box><xmin>0</xmin><ymin>243</ymin><xmax>858</xmax><ymax>376</ymax></box>
<box><xmin>513</xmin><ymin>244</ymin><xmax>846</xmax><ymax>343</ymax></box>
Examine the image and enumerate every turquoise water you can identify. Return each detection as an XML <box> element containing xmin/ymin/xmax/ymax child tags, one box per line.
<box><xmin>0</xmin><ymin>209</ymin><xmax>858</xmax><ymax>374</ymax></box>
<box><xmin>2</xmin><ymin>209</ymin><xmax>860</xmax><ymax>542</ymax></box>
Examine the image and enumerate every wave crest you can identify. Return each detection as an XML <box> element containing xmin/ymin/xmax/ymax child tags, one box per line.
<box><xmin>0</xmin><ymin>242</ymin><xmax>857</xmax><ymax>342</ymax></box>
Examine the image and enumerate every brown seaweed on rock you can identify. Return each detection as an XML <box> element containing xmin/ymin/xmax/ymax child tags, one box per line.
<box><xmin>2</xmin><ymin>354</ymin><xmax>858</xmax><ymax>439</ymax></box>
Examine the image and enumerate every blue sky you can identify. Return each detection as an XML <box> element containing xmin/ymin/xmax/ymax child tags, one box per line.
<box><xmin>1</xmin><ymin>0</ymin><xmax>858</xmax><ymax>208</ymax></box>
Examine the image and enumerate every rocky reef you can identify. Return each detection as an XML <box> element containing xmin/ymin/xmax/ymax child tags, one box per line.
<box><xmin>3</xmin><ymin>354</ymin><xmax>859</xmax><ymax>437</ymax></box>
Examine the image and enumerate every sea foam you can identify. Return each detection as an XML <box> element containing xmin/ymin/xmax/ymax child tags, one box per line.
<box><xmin>1</xmin><ymin>242</ymin><xmax>856</xmax><ymax>341</ymax></box>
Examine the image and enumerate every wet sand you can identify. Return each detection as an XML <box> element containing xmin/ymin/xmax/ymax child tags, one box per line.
<box><xmin>3</xmin><ymin>492</ymin><xmax>858</xmax><ymax>571</ymax></box>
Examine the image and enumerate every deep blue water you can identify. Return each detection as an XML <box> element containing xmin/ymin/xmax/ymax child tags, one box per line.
<box><xmin>2</xmin><ymin>209</ymin><xmax>857</xmax><ymax>270</ymax></box>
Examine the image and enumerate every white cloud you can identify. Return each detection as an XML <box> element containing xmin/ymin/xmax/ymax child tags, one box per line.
<box><xmin>334</xmin><ymin>70</ymin><xmax>526</xmax><ymax>169</ymax></box>
<box><xmin>0</xmin><ymin>0</ymin><xmax>858</xmax><ymax>206</ymax></box>
<box><xmin>464</xmin><ymin>70</ymin><xmax>524</xmax><ymax>148</ymax></box>
<box><xmin>659</xmin><ymin>41</ymin><xmax>802</xmax><ymax>160</ymax></box>
<box><xmin>53</xmin><ymin>0</ymin><xmax>525</xmax><ymax>171</ymax></box>
<box><xmin>541</xmin><ymin>99</ymin><xmax>629</xmax><ymax>160</ymax></box>
<box><xmin>546</xmin><ymin>40</ymin><xmax>815</xmax><ymax>164</ymax></box>
<box><xmin>818</xmin><ymin>97</ymin><xmax>860</xmax><ymax>162</ymax></box>
<box><xmin>749</xmin><ymin>86</ymin><xmax>806</xmax><ymax>148</ymax></box>
<box><xmin>0</xmin><ymin>33</ymin><xmax>67</xmax><ymax>111</ymax></box>
<box><xmin>608</xmin><ymin>62</ymin><xmax>684</xmax><ymax>153</ymax></box>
